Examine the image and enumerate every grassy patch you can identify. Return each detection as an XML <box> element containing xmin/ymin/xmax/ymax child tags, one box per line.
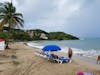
<box><xmin>12</xmin><ymin>60</ymin><xmax>20</xmax><ymax>65</ymax></box>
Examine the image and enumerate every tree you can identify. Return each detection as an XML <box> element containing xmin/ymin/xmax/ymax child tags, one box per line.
<box><xmin>12</xmin><ymin>30</ymin><xmax>31</xmax><ymax>41</ymax></box>
<box><xmin>0</xmin><ymin>1</ymin><xmax>24</xmax><ymax>48</ymax></box>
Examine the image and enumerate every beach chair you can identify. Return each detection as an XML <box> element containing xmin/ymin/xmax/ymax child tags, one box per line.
<box><xmin>83</xmin><ymin>72</ymin><xmax>93</xmax><ymax>75</ymax></box>
<box><xmin>44</xmin><ymin>54</ymin><xmax>59</xmax><ymax>63</ymax></box>
<box><xmin>35</xmin><ymin>52</ymin><xmax>47</xmax><ymax>58</ymax></box>
<box><xmin>46</xmin><ymin>54</ymin><xmax>52</xmax><ymax>60</ymax></box>
<box><xmin>77</xmin><ymin>72</ymin><xmax>93</xmax><ymax>75</ymax></box>
<box><xmin>58</xmin><ymin>57</ymin><xmax>70</xmax><ymax>64</ymax></box>
<box><xmin>49</xmin><ymin>54</ymin><xmax>70</xmax><ymax>64</ymax></box>
<box><xmin>50</xmin><ymin>54</ymin><xmax>60</xmax><ymax>63</ymax></box>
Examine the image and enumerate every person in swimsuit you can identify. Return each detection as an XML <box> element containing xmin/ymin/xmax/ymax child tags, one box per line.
<box><xmin>97</xmin><ymin>55</ymin><xmax>100</xmax><ymax>64</ymax></box>
<box><xmin>68</xmin><ymin>48</ymin><xmax>73</xmax><ymax>61</ymax></box>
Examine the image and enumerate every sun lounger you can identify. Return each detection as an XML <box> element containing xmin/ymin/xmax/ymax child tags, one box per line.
<box><xmin>35</xmin><ymin>52</ymin><xmax>47</xmax><ymax>58</ymax></box>
<box><xmin>49</xmin><ymin>54</ymin><xmax>70</xmax><ymax>64</ymax></box>
<box><xmin>83</xmin><ymin>72</ymin><xmax>93</xmax><ymax>75</ymax></box>
<box><xmin>51</xmin><ymin>57</ymin><xmax>70</xmax><ymax>64</ymax></box>
<box><xmin>35</xmin><ymin>53</ymin><xmax>70</xmax><ymax>64</ymax></box>
<box><xmin>58</xmin><ymin>57</ymin><xmax>70</xmax><ymax>64</ymax></box>
<box><xmin>77</xmin><ymin>72</ymin><xmax>93</xmax><ymax>75</ymax></box>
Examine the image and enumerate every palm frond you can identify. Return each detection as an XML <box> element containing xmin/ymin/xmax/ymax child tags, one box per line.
<box><xmin>14</xmin><ymin>13</ymin><xmax>23</xmax><ymax>18</ymax></box>
<box><xmin>15</xmin><ymin>18</ymin><xmax>24</xmax><ymax>27</ymax></box>
<box><xmin>14</xmin><ymin>17</ymin><xmax>24</xmax><ymax>23</ymax></box>
<box><xmin>0</xmin><ymin>3</ymin><xmax>3</xmax><ymax>7</ymax></box>
<box><xmin>0</xmin><ymin>14</ymin><xmax>5</xmax><ymax>20</ymax></box>
<box><xmin>0</xmin><ymin>18</ymin><xmax>7</xmax><ymax>30</ymax></box>
<box><xmin>0</xmin><ymin>2</ymin><xmax>24</xmax><ymax>30</ymax></box>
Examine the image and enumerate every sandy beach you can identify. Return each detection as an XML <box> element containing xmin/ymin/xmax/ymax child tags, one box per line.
<box><xmin>0</xmin><ymin>42</ymin><xmax>100</xmax><ymax>75</ymax></box>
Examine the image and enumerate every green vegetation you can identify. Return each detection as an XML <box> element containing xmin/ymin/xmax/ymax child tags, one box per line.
<box><xmin>0</xmin><ymin>1</ymin><xmax>24</xmax><ymax>48</ymax></box>
<box><xmin>0</xmin><ymin>29</ymin><xmax>79</xmax><ymax>41</ymax></box>
<box><xmin>27</xmin><ymin>29</ymin><xmax>79</xmax><ymax>40</ymax></box>
<box><xmin>11</xmin><ymin>30</ymin><xmax>31</xmax><ymax>41</ymax></box>
<box><xmin>12</xmin><ymin>60</ymin><xmax>21</xmax><ymax>65</ymax></box>
<box><xmin>0</xmin><ymin>2</ymin><xmax>79</xmax><ymax>44</ymax></box>
<box><xmin>0</xmin><ymin>32</ymin><xmax>9</xmax><ymax>40</ymax></box>
<box><xmin>47</xmin><ymin>32</ymin><xmax>79</xmax><ymax>40</ymax></box>
<box><xmin>0</xmin><ymin>2</ymin><xmax>24</xmax><ymax>30</ymax></box>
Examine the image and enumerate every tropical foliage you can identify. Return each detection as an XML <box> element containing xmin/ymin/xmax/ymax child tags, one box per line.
<box><xmin>0</xmin><ymin>32</ymin><xmax>9</xmax><ymax>40</ymax></box>
<box><xmin>0</xmin><ymin>2</ymin><xmax>24</xmax><ymax>48</ymax></box>
<box><xmin>0</xmin><ymin>2</ymin><xmax>24</xmax><ymax>31</ymax></box>
<box><xmin>0</xmin><ymin>29</ymin><xmax>79</xmax><ymax>41</ymax></box>
<box><xmin>12</xmin><ymin>30</ymin><xmax>31</xmax><ymax>41</ymax></box>
<box><xmin>47</xmin><ymin>32</ymin><xmax>79</xmax><ymax>40</ymax></box>
<box><xmin>27</xmin><ymin>29</ymin><xmax>79</xmax><ymax>40</ymax></box>
<box><xmin>0</xmin><ymin>30</ymin><xmax>31</xmax><ymax>41</ymax></box>
<box><xmin>0</xmin><ymin>2</ymin><xmax>79</xmax><ymax>43</ymax></box>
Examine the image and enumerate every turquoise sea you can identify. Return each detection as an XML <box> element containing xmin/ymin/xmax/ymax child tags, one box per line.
<box><xmin>27</xmin><ymin>38</ymin><xmax>100</xmax><ymax>58</ymax></box>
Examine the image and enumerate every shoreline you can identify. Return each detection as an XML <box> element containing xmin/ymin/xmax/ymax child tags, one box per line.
<box><xmin>0</xmin><ymin>42</ymin><xmax>100</xmax><ymax>75</ymax></box>
<box><xmin>26</xmin><ymin>42</ymin><xmax>99</xmax><ymax>65</ymax></box>
<box><xmin>26</xmin><ymin>41</ymin><xmax>100</xmax><ymax>59</ymax></box>
<box><xmin>26</xmin><ymin>42</ymin><xmax>100</xmax><ymax>71</ymax></box>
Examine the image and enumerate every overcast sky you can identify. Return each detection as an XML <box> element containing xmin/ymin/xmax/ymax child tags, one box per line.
<box><xmin>0</xmin><ymin>0</ymin><xmax>100</xmax><ymax>38</ymax></box>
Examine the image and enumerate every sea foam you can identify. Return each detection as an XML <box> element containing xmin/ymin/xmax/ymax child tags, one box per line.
<box><xmin>27</xmin><ymin>42</ymin><xmax>100</xmax><ymax>59</ymax></box>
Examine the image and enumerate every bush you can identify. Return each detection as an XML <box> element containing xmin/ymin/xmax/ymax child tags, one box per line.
<box><xmin>0</xmin><ymin>32</ymin><xmax>9</xmax><ymax>40</ymax></box>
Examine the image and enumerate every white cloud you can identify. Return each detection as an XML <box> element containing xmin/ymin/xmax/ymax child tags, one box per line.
<box><xmin>1</xmin><ymin>0</ymin><xmax>99</xmax><ymax>37</ymax></box>
<box><xmin>0</xmin><ymin>0</ymin><xmax>18</xmax><ymax>6</ymax></box>
<box><xmin>0</xmin><ymin>0</ymin><xmax>85</xmax><ymax>31</ymax></box>
<box><xmin>28</xmin><ymin>0</ymin><xmax>86</xmax><ymax>31</ymax></box>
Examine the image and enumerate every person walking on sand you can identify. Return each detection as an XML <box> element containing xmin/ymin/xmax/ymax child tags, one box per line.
<box><xmin>68</xmin><ymin>48</ymin><xmax>73</xmax><ymax>62</ymax></box>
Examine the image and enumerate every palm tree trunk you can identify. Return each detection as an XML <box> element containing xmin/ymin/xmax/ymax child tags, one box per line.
<box><xmin>5</xmin><ymin>26</ymin><xmax>11</xmax><ymax>49</ymax></box>
<box><xmin>5</xmin><ymin>42</ymin><xmax>10</xmax><ymax>49</ymax></box>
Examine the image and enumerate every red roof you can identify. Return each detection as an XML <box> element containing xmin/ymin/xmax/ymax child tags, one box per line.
<box><xmin>0</xmin><ymin>38</ymin><xmax>4</xmax><ymax>42</ymax></box>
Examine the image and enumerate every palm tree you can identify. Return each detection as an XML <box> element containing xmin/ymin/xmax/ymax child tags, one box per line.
<box><xmin>0</xmin><ymin>2</ymin><xmax>24</xmax><ymax>48</ymax></box>
<box><xmin>0</xmin><ymin>2</ymin><xmax>24</xmax><ymax>30</ymax></box>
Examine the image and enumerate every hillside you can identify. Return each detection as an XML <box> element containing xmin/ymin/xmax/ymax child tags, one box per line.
<box><xmin>47</xmin><ymin>32</ymin><xmax>79</xmax><ymax>40</ymax></box>
<box><xmin>1</xmin><ymin>28</ymin><xmax>79</xmax><ymax>41</ymax></box>
<box><xmin>27</xmin><ymin>29</ymin><xmax>79</xmax><ymax>40</ymax></box>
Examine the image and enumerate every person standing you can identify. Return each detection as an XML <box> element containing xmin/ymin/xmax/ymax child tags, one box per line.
<box><xmin>97</xmin><ymin>55</ymin><xmax>100</xmax><ymax>64</ymax></box>
<box><xmin>68</xmin><ymin>48</ymin><xmax>73</xmax><ymax>62</ymax></box>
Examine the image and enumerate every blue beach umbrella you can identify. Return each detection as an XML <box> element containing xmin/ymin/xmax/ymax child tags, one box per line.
<box><xmin>42</xmin><ymin>45</ymin><xmax>61</xmax><ymax>52</ymax></box>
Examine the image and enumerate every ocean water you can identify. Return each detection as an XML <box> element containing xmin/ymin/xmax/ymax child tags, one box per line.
<box><xmin>27</xmin><ymin>38</ymin><xmax>100</xmax><ymax>58</ymax></box>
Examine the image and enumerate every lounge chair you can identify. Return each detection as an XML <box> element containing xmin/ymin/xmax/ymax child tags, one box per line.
<box><xmin>35</xmin><ymin>52</ymin><xmax>47</xmax><ymax>58</ymax></box>
<box><xmin>49</xmin><ymin>54</ymin><xmax>70</xmax><ymax>64</ymax></box>
<box><xmin>83</xmin><ymin>72</ymin><xmax>93</xmax><ymax>75</ymax></box>
<box><xmin>58</xmin><ymin>57</ymin><xmax>70</xmax><ymax>64</ymax></box>
<box><xmin>77</xmin><ymin>72</ymin><xmax>93</xmax><ymax>75</ymax></box>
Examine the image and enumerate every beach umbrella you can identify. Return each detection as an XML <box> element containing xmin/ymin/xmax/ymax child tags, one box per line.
<box><xmin>42</xmin><ymin>45</ymin><xmax>61</xmax><ymax>52</ymax></box>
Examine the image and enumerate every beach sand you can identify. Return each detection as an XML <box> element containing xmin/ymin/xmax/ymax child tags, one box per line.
<box><xmin>0</xmin><ymin>42</ymin><xmax>100</xmax><ymax>75</ymax></box>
